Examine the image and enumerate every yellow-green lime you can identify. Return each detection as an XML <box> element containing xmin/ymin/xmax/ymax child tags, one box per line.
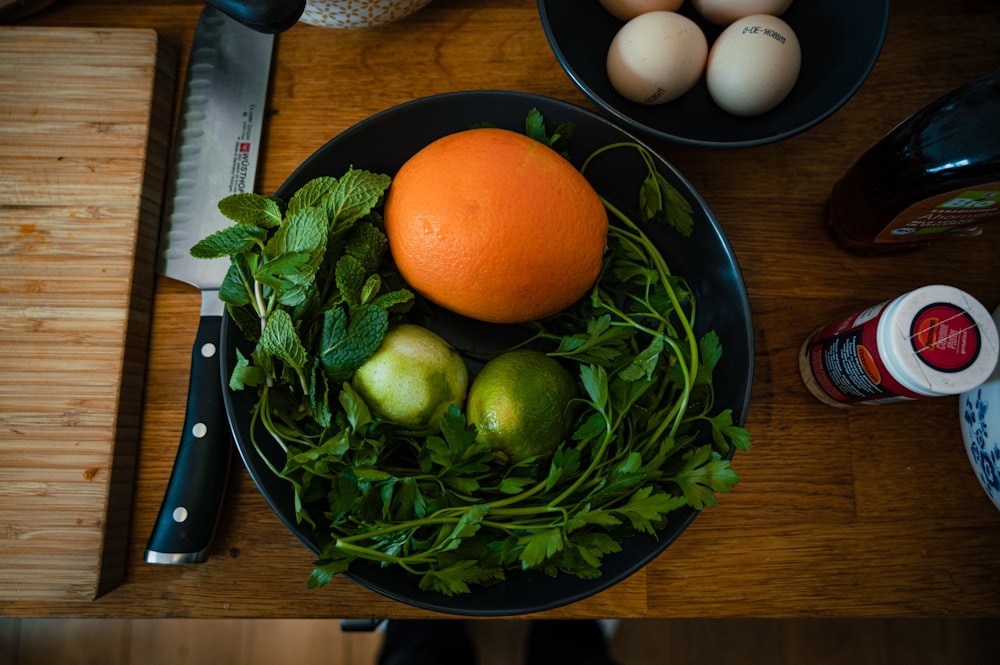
<box><xmin>351</xmin><ymin>324</ymin><xmax>469</xmax><ymax>429</ymax></box>
<box><xmin>466</xmin><ymin>349</ymin><xmax>578</xmax><ymax>464</ymax></box>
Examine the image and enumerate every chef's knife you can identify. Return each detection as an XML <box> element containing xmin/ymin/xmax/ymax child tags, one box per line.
<box><xmin>145</xmin><ymin>5</ymin><xmax>274</xmax><ymax>564</ymax></box>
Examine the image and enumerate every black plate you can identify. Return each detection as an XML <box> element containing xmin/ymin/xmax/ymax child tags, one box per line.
<box><xmin>538</xmin><ymin>0</ymin><xmax>890</xmax><ymax>148</ymax></box>
<box><xmin>221</xmin><ymin>90</ymin><xmax>754</xmax><ymax>615</ymax></box>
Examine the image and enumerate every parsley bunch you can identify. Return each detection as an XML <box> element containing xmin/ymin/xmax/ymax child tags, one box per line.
<box><xmin>195</xmin><ymin>111</ymin><xmax>751</xmax><ymax>597</ymax></box>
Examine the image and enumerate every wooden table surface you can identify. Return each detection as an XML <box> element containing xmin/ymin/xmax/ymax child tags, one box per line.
<box><xmin>6</xmin><ymin>0</ymin><xmax>1000</xmax><ymax>619</ymax></box>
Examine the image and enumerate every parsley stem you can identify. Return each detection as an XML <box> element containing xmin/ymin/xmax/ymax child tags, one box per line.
<box><xmin>485</xmin><ymin>477</ymin><xmax>548</xmax><ymax>508</ymax></box>
<box><xmin>332</xmin><ymin>540</ymin><xmax>428</xmax><ymax>572</ymax></box>
<box><xmin>336</xmin><ymin>516</ymin><xmax>462</xmax><ymax>545</ymax></box>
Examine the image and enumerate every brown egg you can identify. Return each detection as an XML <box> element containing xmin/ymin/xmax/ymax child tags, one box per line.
<box><xmin>705</xmin><ymin>14</ymin><xmax>801</xmax><ymax>116</ymax></box>
<box><xmin>691</xmin><ymin>0</ymin><xmax>795</xmax><ymax>26</ymax></box>
<box><xmin>599</xmin><ymin>0</ymin><xmax>685</xmax><ymax>22</ymax></box>
<box><xmin>607</xmin><ymin>11</ymin><xmax>708</xmax><ymax>105</ymax></box>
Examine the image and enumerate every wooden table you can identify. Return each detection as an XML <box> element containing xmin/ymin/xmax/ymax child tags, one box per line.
<box><xmin>5</xmin><ymin>0</ymin><xmax>1000</xmax><ymax>619</ymax></box>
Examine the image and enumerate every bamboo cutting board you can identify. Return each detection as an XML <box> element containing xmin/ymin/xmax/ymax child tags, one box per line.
<box><xmin>0</xmin><ymin>27</ymin><xmax>176</xmax><ymax>601</ymax></box>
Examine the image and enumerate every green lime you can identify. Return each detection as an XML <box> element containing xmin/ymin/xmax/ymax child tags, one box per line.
<box><xmin>466</xmin><ymin>349</ymin><xmax>578</xmax><ymax>464</ymax></box>
<box><xmin>352</xmin><ymin>324</ymin><xmax>469</xmax><ymax>429</ymax></box>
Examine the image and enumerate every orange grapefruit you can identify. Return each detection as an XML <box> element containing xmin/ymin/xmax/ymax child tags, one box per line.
<box><xmin>383</xmin><ymin>127</ymin><xmax>608</xmax><ymax>324</ymax></box>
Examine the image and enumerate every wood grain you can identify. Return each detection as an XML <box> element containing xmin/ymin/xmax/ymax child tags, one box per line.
<box><xmin>3</xmin><ymin>617</ymin><xmax>1000</xmax><ymax>664</ymax></box>
<box><xmin>0</xmin><ymin>27</ymin><xmax>176</xmax><ymax>601</ymax></box>
<box><xmin>2</xmin><ymin>0</ymin><xmax>1000</xmax><ymax>618</ymax></box>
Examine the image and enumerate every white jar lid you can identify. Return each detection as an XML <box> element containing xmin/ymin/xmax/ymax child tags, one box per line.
<box><xmin>878</xmin><ymin>285</ymin><xmax>999</xmax><ymax>397</ymax></box>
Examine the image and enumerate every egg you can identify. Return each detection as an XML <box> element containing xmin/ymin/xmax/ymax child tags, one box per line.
<box><xmin>691</xmin><ymin>0</ymin><xmax>795</xmax><ymax>26</ymax></box>
<box><xmin>607</xmin><ymin>11</ymin><xmax>708</xmax><ymax>105</ymax></box>
<box><xmin>599</xmin><ymin>0</ymin><xmax>685</xmax><ymax>22</ymax></box>
<box><xmin>705</xmin><ymin>14</ymin><xmax>800</xmax><ymax>116</ymax></box>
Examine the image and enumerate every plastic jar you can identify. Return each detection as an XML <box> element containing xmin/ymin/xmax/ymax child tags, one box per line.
<box><xmin>799</xmin><ymin>285</ymin><xmax>999</xmax><ymax>407</ymax></box>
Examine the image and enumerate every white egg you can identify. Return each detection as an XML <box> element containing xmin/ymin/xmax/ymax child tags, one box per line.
<box><xmin>607</xmin><ymin>11</ymin><xmax>708</xmax><ymax>105</ymax></box>
<box><xmin>599</xmin><ymin>0</ymin><xmax>685</xmax><ymax>22</ymax></box>
<box><xmin>691</xmin><ymin>0</ymin><xmax>795</xmax><ymax>26</ymax></box>
<box><xmin>706</xmin><ymin>14</ymin><xmax>800</xmax><ymax>116</ymax></box>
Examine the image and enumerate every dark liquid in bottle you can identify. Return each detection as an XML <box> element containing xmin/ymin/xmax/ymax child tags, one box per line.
<box><xmin>827</xmin><ymin>70</ymin><xmax>1000</xmax><ymax>254</ymax></box>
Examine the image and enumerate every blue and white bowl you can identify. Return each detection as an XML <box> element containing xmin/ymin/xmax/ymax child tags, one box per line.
<box><xmin>959</xmin><ymin>305</ymin><xmax>1000</xmax><ymax>512</ymax></box>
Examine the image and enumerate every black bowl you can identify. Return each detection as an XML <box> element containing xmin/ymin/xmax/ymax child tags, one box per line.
<box><xmin>222</xmin><ymin>90</ymin><xmax>754</xmax><ymax>615</ymax></box>
<box><xmin>537</xmin><ymin>0</ymin><xmax>890</xmax><ymax>148</ymax></box>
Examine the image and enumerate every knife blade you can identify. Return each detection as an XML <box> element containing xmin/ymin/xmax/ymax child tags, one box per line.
<box><xmin>145</xmin><ymin>5</ymin><xmax>274</xmax><ymax>564</ymax></box>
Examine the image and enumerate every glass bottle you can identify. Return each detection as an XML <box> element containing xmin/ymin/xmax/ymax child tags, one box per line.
<box><xmin>827</xmin><ymin>69</ymin><xmax>1000</xmax><ymax>253</ymax></box>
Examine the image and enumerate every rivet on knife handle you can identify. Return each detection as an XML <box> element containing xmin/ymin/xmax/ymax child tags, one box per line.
<box><xmin>145</xmin><ymin>301</ymin><xmax>229</xmax><ymax>564</ymax></box>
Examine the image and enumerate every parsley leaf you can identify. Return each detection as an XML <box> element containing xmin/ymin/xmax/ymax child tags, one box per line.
<box><xmin>669</xmin><ymin>446</ymin><xmax>740</xmax><ymax>509</ymax></box>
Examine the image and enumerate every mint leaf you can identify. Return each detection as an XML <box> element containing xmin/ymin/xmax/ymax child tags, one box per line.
<box><xmin>307</xmin><ymin>364</ymin><xmax>333</xmax><ymax>428</ymax></box>
<box><xmin>266</xmin><ymin>206</ymin><xmax>327</xmax><ymax>264</ymax></box>
<box><xmin>287</xmin><ymin>176</ymin><xmax>339</xmax><ymax>217</ymax></box>
<box><xmin>191</xmin><ymin>224</ymin><xmax>268</xmax><ymax>258</ymax></box>
<box><xmin>218</xmin><ymin>192</ymin><xmax>283</xmax><ymax>228</ymax></box>
<box><xmin>335</xmin><ymin>254</ymin><xmax>368</xmax><ymax>307</ymax></box>
<box><xmin>344</xmin><ymin>221</ymin><xmax>389</xmax><ymax>272</ymax></box>
<box><xmin>259</xmin><ymin>206</ymin><xmax>328</xmax><ymax>306</ymax></box>
<box><xmin>370</xmin><ymin>288</ymin><xmax>414</xmax><ymax>311</ymax></box>
<box><xmin>219</xmin><ymin>260</ymin><xmax>253</xmax><ymax>307</ymax></box>
<box><xmin>228</xmin><ymin>348</ymin><xmax>266</xmax><ymax>390</ymax></box>
<box><xmin>326</xmin><ymin>169</ymin><xmax>391</xmax><ymax>229</ymax></box>
<box><xmin>259</xmin><ymin>309</ymin><xmax>310</xmax><ymax>392</ymax></box>
<box><xmin>319</xmin><ymin>305</ymin><xmax>388</xmax><ymax>381</ymax></box>
<box><xmin>336</xmin><ymin>222</ymin><xmax>405</xmax><ymax>308</ymax></box>
<box><xmin>338</xmin><ymin>382</ymin><xmax>373</xmax><ymax>432</ymax></box>
<box><xmin>252</xmin><ymin>251</ymin><xmax>315</xmax><ymax>295</ymax></box>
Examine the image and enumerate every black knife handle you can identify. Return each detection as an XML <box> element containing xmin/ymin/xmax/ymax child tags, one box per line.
<box><xmin>145</xmin><ymin>314</ymin><xmax>231</xmax><ymax>564</ymax></box>
<box><xmin>204</xmin><ymin>0</ymin><xmax>306</xmax><ymax>33</ymax></box>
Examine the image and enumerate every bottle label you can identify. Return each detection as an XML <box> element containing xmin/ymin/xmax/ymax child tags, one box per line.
<box><xmin>874</xmin><ymin>182</ymin><xmax>1000</xmax><ymax>243</ymax></box>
